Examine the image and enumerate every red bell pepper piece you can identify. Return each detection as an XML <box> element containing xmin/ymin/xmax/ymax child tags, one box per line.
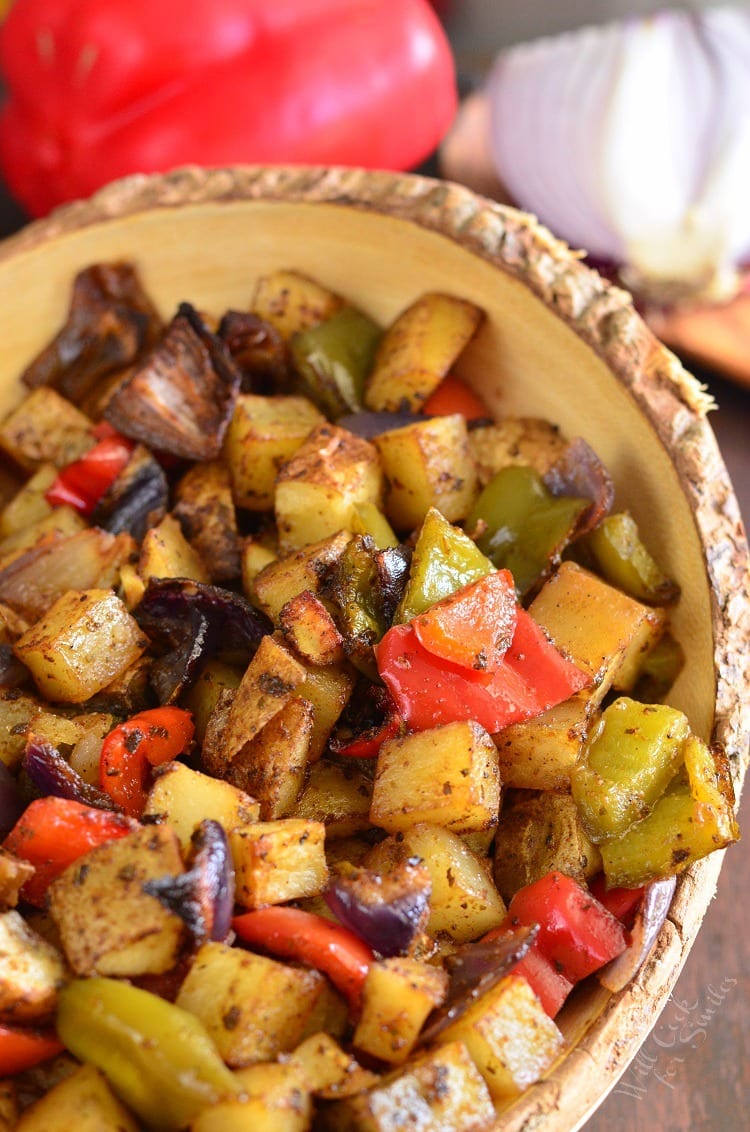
<box><xmin>482</xmin><ymin>925</ymin><xmax>573</xmax><ymax>1018</ymax></box>
<box><xmin>0</xmin><ymin>1023</ymin><xmax>64</xmax><ymax>1076</ymax></box>
<box><xmin>2</xmin><ymin>796</ymin><xmax>136</xmax><ymax>906</ymax></box>
<box><xmin>411</xmin><ymin>569</ymin><xmax>517</xmax><ymax>673</ymax></box>
<box><xmin>588</xmin><ymin>874</ymin><xmax>645</xmax><ymax>927</ymax></box>
<box><xmin>232</xmin><ymin>906</ymin><xmax>374</xmax><ymax>1010</ymax></box>
<box><xmin>99</xmin><ymin>706</ymin><xmax>195</xmax><ymax>819</ymax></box>
<box><xmin>422</xmin><ymin>374</ymin><xmax>491</xmax><ymax>421</ymax></box>
<box><xmin>45</xmin><ymin>431</ymin><xmax>135</xmax><ymax>516</ymax></box>
<box><xmin>376</xmin><ymin>605</ymin><xmax>590</xmax><ymax>735</ymax></box>
<box><xmin>0</xmin><ymin>0</ymin><xmax>457</xmax><ymax>217</ymax></box>
<box><xmin>503</xmin><ymin>871</ymin><xmax>628</xmax><ymax>984</ymax></box>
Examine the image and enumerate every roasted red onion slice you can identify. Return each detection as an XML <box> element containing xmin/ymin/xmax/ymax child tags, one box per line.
<box><xmin>543</xmin><ymin>437</ymin><xmax>614</xmax><ymax>537</ymax></box>
<box><xmin>337</xmin><ymin>410</ymin><xmax>422</xmax><ymax>438</ymax></box>
<box><xmin>144</xmin><ymin>819</ymin><xmax>234</xmax><ymax>945</ymax></box>
<box><xmin>22</xmin><ymin>737</ymin><xmax>117</xmax><ymax>810</ymax></box>
<box><xmin>324</xmin><ymin>860</ymin><xmax>431</xmax><ymax>957</ymax></box>
<box><xmin>598</xmin><ymin>876</ymin><xmax>677</xmax><ymax>993</ymax></box>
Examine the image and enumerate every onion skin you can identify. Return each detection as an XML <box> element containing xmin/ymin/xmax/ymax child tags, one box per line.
<box><xmin>598</xmin><ymin>876</ymin><xmax>677</xmax><ymax>993</ymax></box>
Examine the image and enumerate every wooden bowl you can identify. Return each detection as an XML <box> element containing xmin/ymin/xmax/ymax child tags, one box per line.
<box><xmin>0</xmin><ymin>166</ymin><xmax>747</xmax><ymax>1129</ymax></box>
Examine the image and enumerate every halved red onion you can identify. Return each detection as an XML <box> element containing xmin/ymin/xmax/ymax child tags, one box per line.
<box><xmin>598</xmin><ymin>876</ymin><xmax>677</xmax><ymax>993</ymax></box>
<box><xmin>143</xmin><ymin>819</ymin><xmax>234</xmax><ymax>944</ymax></box>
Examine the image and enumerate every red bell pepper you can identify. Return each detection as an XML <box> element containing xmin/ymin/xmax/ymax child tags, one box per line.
<box><xmin>45</xmin><ymin>429</ymin><xmax>135</xmax><ymax>516</ymax></box>
<box><xmin>588</xmin><ymin>874</ymin><xmax>645</xmax><ymax>927</ymax></box>
<box><xmin>0</xmin><ymin>0</ymin><xmax>457</xmax><ymax>217</ymax></box>
<box><xmin>0</xmin><ymin>1023</ymin><xmax>63</xmax><ymax>1076</ymax></box>
<box><xmin>2</xmin><ymin>796</ymin><xmax>136</xmax><ymax>906</ymax></box>
<box><xmin>503</xmin><ymin>871</ymin><xmax>628</xmax><ymax>984</ymax></box>
<box><xmin>482</xmin><ymin>925</ymin><xmax>573</xmax><ymax>1018</ymax></box>
<box><xmin>99</xmin><ymin>706</ymin><xmax>195</xmax><ymax>818</ymax></box>
<box><xmin>232</xmin><ymin>906</ymin><xmax>374</xmax><ymax>1010</ymax></box>
<box><xmin>376</xmin><ymin>603</ymin><xmax>590</xmax><ymax>735</ymax></box>
<box><xmin>411</xmin><ymin>569</ymin><xmax>517</xmax><ymax>673</ymax></box>
<box><xmin>422</xmin><ymin>374</ymin><xmax>491</xmax><ymax>421</ymax></box>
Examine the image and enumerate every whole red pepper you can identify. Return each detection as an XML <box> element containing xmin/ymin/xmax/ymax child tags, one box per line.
<box><xmin>0</xmin><ymin>0</ymin><xmax>457</xmax><ymax>217</ymax></box>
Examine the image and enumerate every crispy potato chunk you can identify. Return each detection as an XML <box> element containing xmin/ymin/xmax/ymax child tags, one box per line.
<box><xmin>143</xmin><ymin>761</ymin><xmax>260</xmax><ymax>853</ymax></box>
<box><xmin>225</xmin><ymin>393</ymin><xmax>325</xmax><ymax>511</ymax></box>
<box><xmin>0</xmin><ymin>388</ymin><xmax>93</xmax><ymax>473</ymax></box>
<box><xmin>251</xmin><ymin>531</ymin><xmax>351</xmax><ymax>623</ymax></box>
<box><xmin>221</xmin><ymin>634</ymin><xmax>308</xmax><ymax>760</ymax></box>
<box><xmin>173</xmin><ymin>459</ymin><xmax>241</xmax><ymax>582</ymax></box>
<box><xmin>468</xmin><ymin>417</ymin><xmax>568</xmax><ymax>486</ymax></box>
<box><xmin>251</xmin><ymin>269</ymin><xmax>344</xmax><ymax>339</ymax></box>
<box><xmin>15</xmin><ymin>1064</ymin><xmax>139</xmax><ymax>1132</ymax></box>
<box><xmin>353</xmin><ymin>958</ymin><xmax>449</xmax><ymax>1064</ymax></box>
<box><xmin>231</xmin><ymin>818</ymin><xmax>328</xmax><ymax>909</ymax></box>
<box><xmin>0</xmin><ymin>910</ymin><xmax>65</xmax><ymax>1022</ymax></box>
<box><xmin>139</xmin><ymin>513</ymin><xmax>211</xmax><ymax>584</ymax></box>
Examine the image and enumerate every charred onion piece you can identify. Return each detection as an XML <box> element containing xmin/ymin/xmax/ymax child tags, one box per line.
<box><xmin>598</xmin><ymin>877</ymin><xmax>677</xmax><ymax>993</ymax></box>
<box><xmin>91</xmin><ymin>445</ymin><xmax>168</xmax><ymax>542</ymax></box>
<box><xmin>543</xmin><ymin>436</ymin><xmax>615</xmax><ymax>537</ymax></box>
<box><xmin>0</xmin><ymin>644</ymin><xmax>30</xmax><ymax>689</ymax></box>
<box><xmin>325</xmin><ymin>859</ymin><xmax>431</xmax><ymax>957</ymax></box>
<box><xmin>22</xmin><ymin>736</ymin><xmax>116</xmax><ymax>810</ymax></box>
<box><xmin>218</xmin><ymin>309</ymin><xmax>291</xmax><ymax>393</ymax></box>
<box><xmin>21</xmin><ymin>261</ymin><xmax>163</xmax><ymax>400</ymax></box>
<box><xmin>143</xmin><ymin>819</ymin><xmax>234</xmax><ymax>945</ymax></box>
<box><xmin>337</xmin><ymin>410</ymin><xmax>423</xmax><ymax>438</ymax></box>
<box><xmin>420</xmin><ymin>925</ymin><xmax>539</xmax><ymax>1044</ymax></box>
<box><xmin>104</xmin><ymin>302</ymin><xmax>241</xmax><ymax>461</ymax></box>
<box><xmin>133</xmin><ymin>578</ymin><xmax>272</xmax><ymax>703</ymax></box>
<box><xmin>375</xmin><ymin>544</ymin><xmax>411</xmax><ymax>623</ymax></box>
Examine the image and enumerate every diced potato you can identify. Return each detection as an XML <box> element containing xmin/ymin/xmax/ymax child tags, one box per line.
<box><xmin>274</xmin><ymin>424</ymin><xmax>382</xmax><ymax>553</ymax></box>
<box><xmin>221</xmin><ymin>633</ymin><xmax>308</xmax><ymax>760</ymax></box>
<box><xmin>14</xmin><ymin>588</ymin><xmax>149</xmax><ymax>703</ymax></box>
<box><xmin>0</xmin><ymin>690</ymin><xmax>42</xmax><ymax>769</ymax></box>
<box><xmin>494</xmin><ymin>693</ymin><xmax>595</xmax><ymax>793</ymax></box>
<box><xmin>251</xmin><ymin>531</ymin><xmax>351</xmax><ymax>622</ymax></box>
<box><xmin>296</xmin><ymin>759</ymin><xmax>374</xmax><ymax>839</ymax></box>
<box><xmin>279</xmin><ymin>590</ymin><xmax>345</xmax><ymax>666</ymax></box>
<box><xmin>493</xmin><ymin>791</ymin><xmax>601</xmax><ymax>901</ymax></box>
<box><xmin>290</xmin><ymin>1032</ymin><xmax>371</xmax><ymax>1096</ymax></box>
<box><xmin>366</xmin><ymin>823</ymin><xmax>506</xmax><ymax>943</ymax></box>
<box><xmin>230</xmin><ymin>818</ymin><xmax>328</xmax><ymax>908</ymax></box>
<box><xmin>0</xmin><ymin>508</ymin><xmax>87</xmax><ymax>569</ymax></box>
<box><xmin>143</xmin><ymin>761</ymin><xmax>260</xmax><ymax>852</ymax></box>
<box><xmin>468</xmin><ymin>417</ymin><xmax>568</xmax><ymax>486</ymax></box>
<box><xmin>251</xmin><ymin>269</ymin><xmax>344</xmax><ymax>339</ymax></box>
<box><xmin>48</xmin><ymin>825</ymin><xmax>186</xmax><ymax>977</ymax></box>
<box><xmin>228</xmin><ymin>696</ymin><xmax>312</xmax><ymax>819</ymax></box>
<box><xmin>373</xmin><ymin>414</ymin><xmax>478</xmax><ymax>530</ymax></box>
<box><xmin>353</xmin><ymin>958</ymin><xmax>449</xmax><ymax>1064</ymax></box>
<box><xmin>0</xmin><ymin>910</ymin><xmax>65</xmax><ymax>1022</ymax></box>
<box><xmin>436</xmin><ymin>974</ymin><xmax>564</xmax><ymax>1101</ymax></box>
<box><xmin>0</xmin><ymin>463</ymin><xmax>56</xmax><ymax>538</ymax></box>
<box><xmin>0</xmin><ymin>850</ymin><xmax>34</xmax><ymax>910</ymax></box>
<box><xmin>182</xmin><ymin>658</ymin><xmax>244</xmax><ymax>743</ymax></box>
<box><xmin>364</xmin><ymin>292</ymin><xmax>484</xmax><ymax>412</ymax></box>
<box><xmin>139</xmin><ymin>513</ymin><xmax>210</xmax><ymax>584</ymax></box>
<box><xmin>225</xmin><ymin>393</ymin><xmax>325</xmax><ymax>510</ymax></box>
<box><xmin>296</xmin><ymin>663</ymin><xmax>356</xmax><ymax>762</ymax></box>
<box><xmin>16</xmin><ymin>1064</ymin><xmax>139</xmax><ymax>1132</ymax></box>
<box><xmin>0</xmin><ymin>387</ymin><xmax>93</xmax><ymax>472</ymax></box>
<box><xmin>190</xmin><ymin>1092</ymin><xmax>311</xmax><ymax>1132</ymax></box>
<box><xmin>370</xmin><ymin>721</ymin><xmax>501</xmax><ymax>835</ymax></box>
<box><xmin>175</xmin><ymin>941</ymin><xmax>326</xmax><ymax>1067</ymax></box>
<box><xmin>240</xmin><ymin>535</ymin><xmax>278</xmax><ymax>592</ymax></box>
<box><xmin>322</xmin><ymin>1040</ymin><xmax>495</xmax><ymax>1132</ymax></box>
<box><xmin>118</xmin><ymin>561</ymin><xmax>145</xmax><ymax>609</ymax></box>
<box><xmin>173</xmin><ymin>460</ymin><xmax>241</xmax><ymax>581</ymax></box>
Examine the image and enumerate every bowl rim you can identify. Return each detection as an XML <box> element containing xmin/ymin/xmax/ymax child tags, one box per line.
<box><xmin>0</xmin><ymin>163</ymin><xmax>747</xmax><ymax>1129</ymax></box>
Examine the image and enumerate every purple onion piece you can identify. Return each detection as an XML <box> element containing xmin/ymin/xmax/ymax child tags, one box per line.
<box><xmin>91</xmin><ymin>447</ymin><xmax>169</xmax><ymax>543</ymax></box>
<box><xmin>337</xmin><ymin>411</ymin><xmax>423</xmax><ymax>438</ymax></box>
<box><xmin>144</xmin><ymin>819</ymin><xmax>234</xmax><ymax>945</ymax></box>
<box><xmin>0</xmin><ymin>644</ymin><xmax>30</xmax><ymax>689</ymax></box>
<box><xmin>543</xmin><ymin>436</ymin><xmax>615</xmax><ymax>537</ymax></box>
<box><xmin>0</xmin><ymin>760</ymin><xmax>24</xmax><ymax>836</ymax></box>
<box><xmin>420</xmin><ymin>924</ymin><xmax>538</xmax><ymax>1044</ymax></box>
<box><xmin>598</xmin><ymin>876</ymin><xmax>677</xmax><ymax>993</ymax></box>
<box><xmin>324</xmin><ymin>860</ymin><xmax>432</xmax><ymax>957</ymax></box>
<box><xmin>23</xmin><ymin>737</ymin><xmax>117</xmax><ymax>810</ymax></box>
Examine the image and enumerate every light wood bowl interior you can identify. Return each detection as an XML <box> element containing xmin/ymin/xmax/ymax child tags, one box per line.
<box><xmin>0</xmin><ymin>166</ymin><xmax>746</xmax><ymax>1130</ymax></box>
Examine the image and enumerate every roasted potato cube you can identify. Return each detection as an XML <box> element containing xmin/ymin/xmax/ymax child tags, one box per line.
<box><xmin>436</xmin><ymin>974</ymin><xmax>563</xmax><ymax>1101</ymax></box>
<box><xmin>14</xmin><ymin>588</ymin><xmax>149</xmax><ymax>703</ymax></box>
<box><xmin>468</xmin><ymin>417</ymin><xmax>568</xmax><ymax>486</ymax></box>
<box><xmin>251</xmin><ymin>531</ymin><xmax>351</xmax><ymax>622</ymax></box>
<box><xmin>191</xmin><ymin>1093</ymin><xmax>311</xmax><ymax>1132</ymax></box>
<box><xmin>225</xmin><ymin>393</ymin><xmax>325</xmax><ymax>510</ymax></box>
<box><xmin>176</xmin><ymin>941</ymin><xmax>326</xmax><ymax>1066</ymax></box>
<box><xmin>297</xmin><ymin>663</ymin><xmax>356</xmax><ymax>762</ymax></box>
<box><xmin>366</xmin><ymin>823</ymin><xmax>506</xmax><ymax>943</ymax></box>
<box><xmin>353</xmin><ymin>958</ymin><xmax>449</xmax><ymax>1064</ymax></box>
<box><xmin>290</xmin><ymin>1032</ymin><xmax>372</xmax><ymax>1096</ymax></box>
<box><xmin>274</xmin><ymin>424</ymin><xmax>382</xmax><ymax>553</ymax></box>
<box><xmin>279</xmin><ymin>590</ymin><xmax>345</xmax><ymax>666</ymax></box>
<box><xmin>0</xmin><ymin>463</ymin><xmax>56</xmax><ymax>538</ymax></box>
<box><xmin>231</xmin><ymin>818</ymin><xmax>328</xmax><ymax>908</ymax></box>
<box><xmin>0</xmin><ymin>910</ymin><xmax>65</xmax><ymax>1022</ymax></box>
<box><xmin>0</xmin><ymin>508</ymin><xmax>86</xmax><ymax>569</ymax></box>
<box><xmin>221</xmin><ymin>634</ymin><xmax>308</xmax><ymax>761</ymax></box>
<box><xmin>493</xmin><ymin>791</ymin><xmax>602</xmax><ymax>901</ymax></box>
<box><xmin>323</xmin><ymin>1040</ymin><xmax>495</xmax><ymax>1132</ymax></box>
<box><xmin>0</xmin><ymin>690</ymin><xmax>42</xmax><ymax>769</ymax></box>
<box><xmin>364</xmin><ymin>292</ymin><xmax>484</xmax><ymax>412</ymax></box>
<box><xmin>373</xmin><ymin>414</ymin><xmax>478</xmax><ymax>530</ymax></box>
<box><xmin>173</xmin><ymin>459</ymin><xmax>241</xmax><ymax>582</ymax></box>
<box><xmin>0</xmin><ymin>388</ymin><xmax>93</xmax><ymax>473</ymax></box>
<box><xmin>48</xmin><ymin>825</ymin><xmax>186</xmax><ymax>976</ymax></box>
<box><xmin>139</xmin><ymin>513</ymin><xmax>210</xmax><ymax>584</ymax></box>
<box><xmin>251</xmin><ymin>269</ymin><xmax>344</xmax><ymax>339</ymax></box>
<box><xmin>296</xmin><ymin>759</ymin><xmax>373</xmax><ymax>839</ymax></box>
<box><xmin>0</xmin><ymin>850</ymin><xmax>34</xmax><ymax>910</ymax></box>
<box><xmin>370</xmin><ymin>721</ymin><xmax>501</xmax><ymax>835</ymax></box>
<box><xmin>227</xmin><ymin>696</ymin><xmax>312</xmax><ymax>820</ymax></box>
<box><xmin>143</xmin><ymin>761</ymin><xmax>260</xmax><ymax>852</ymax></box>
<box><xmin>182</xmin><ymin>658</ymin><xmax>243</xmax><ymax>743</ymax></box>
<box><xmin>16</xmin><ymin>1064</ymin><xmax>139</xmax><ymax>1132</ymax></box>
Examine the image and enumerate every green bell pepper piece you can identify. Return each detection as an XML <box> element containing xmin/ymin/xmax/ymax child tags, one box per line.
<box><xmin>584</xmin><ymin>512</ymin><xmax>680</xmax><ymax>605</ymax></box>
<box><xmin>465</xmin><ymin>465</ymin><xmax>588</xmax><ymax>597</ymax></box>
<box><xmin>290</xmin><ymin>304</ymin><xmax>382</xmax><ymax>418</ymax></box>
<box><xmin>57</xmin><ymin>977</ymin><xmax>240</xmax><ymax>1130</ymax></box>
<box><xmin>350</xmin><ymin>501</ymin><xmax>399</xmax><ymax>550</ymax></box>
<box><xmin>571</xmin><ymin>696</ymin><xmax>689</xmax><ymax>843</ymax></box>
<box><xmin>395</xmin><ymin>506</ymin><xmax>494</xmax><ymax>623</ymax></box>
<box><xmin>633</xmin><ymin>633</ymin><xmax>685</xmax><ymax>702</ymax></box>
<box><xmin>329</xmin><ymin>534</ymin><xmax>387</xmax><ymax>680</ymax></box>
